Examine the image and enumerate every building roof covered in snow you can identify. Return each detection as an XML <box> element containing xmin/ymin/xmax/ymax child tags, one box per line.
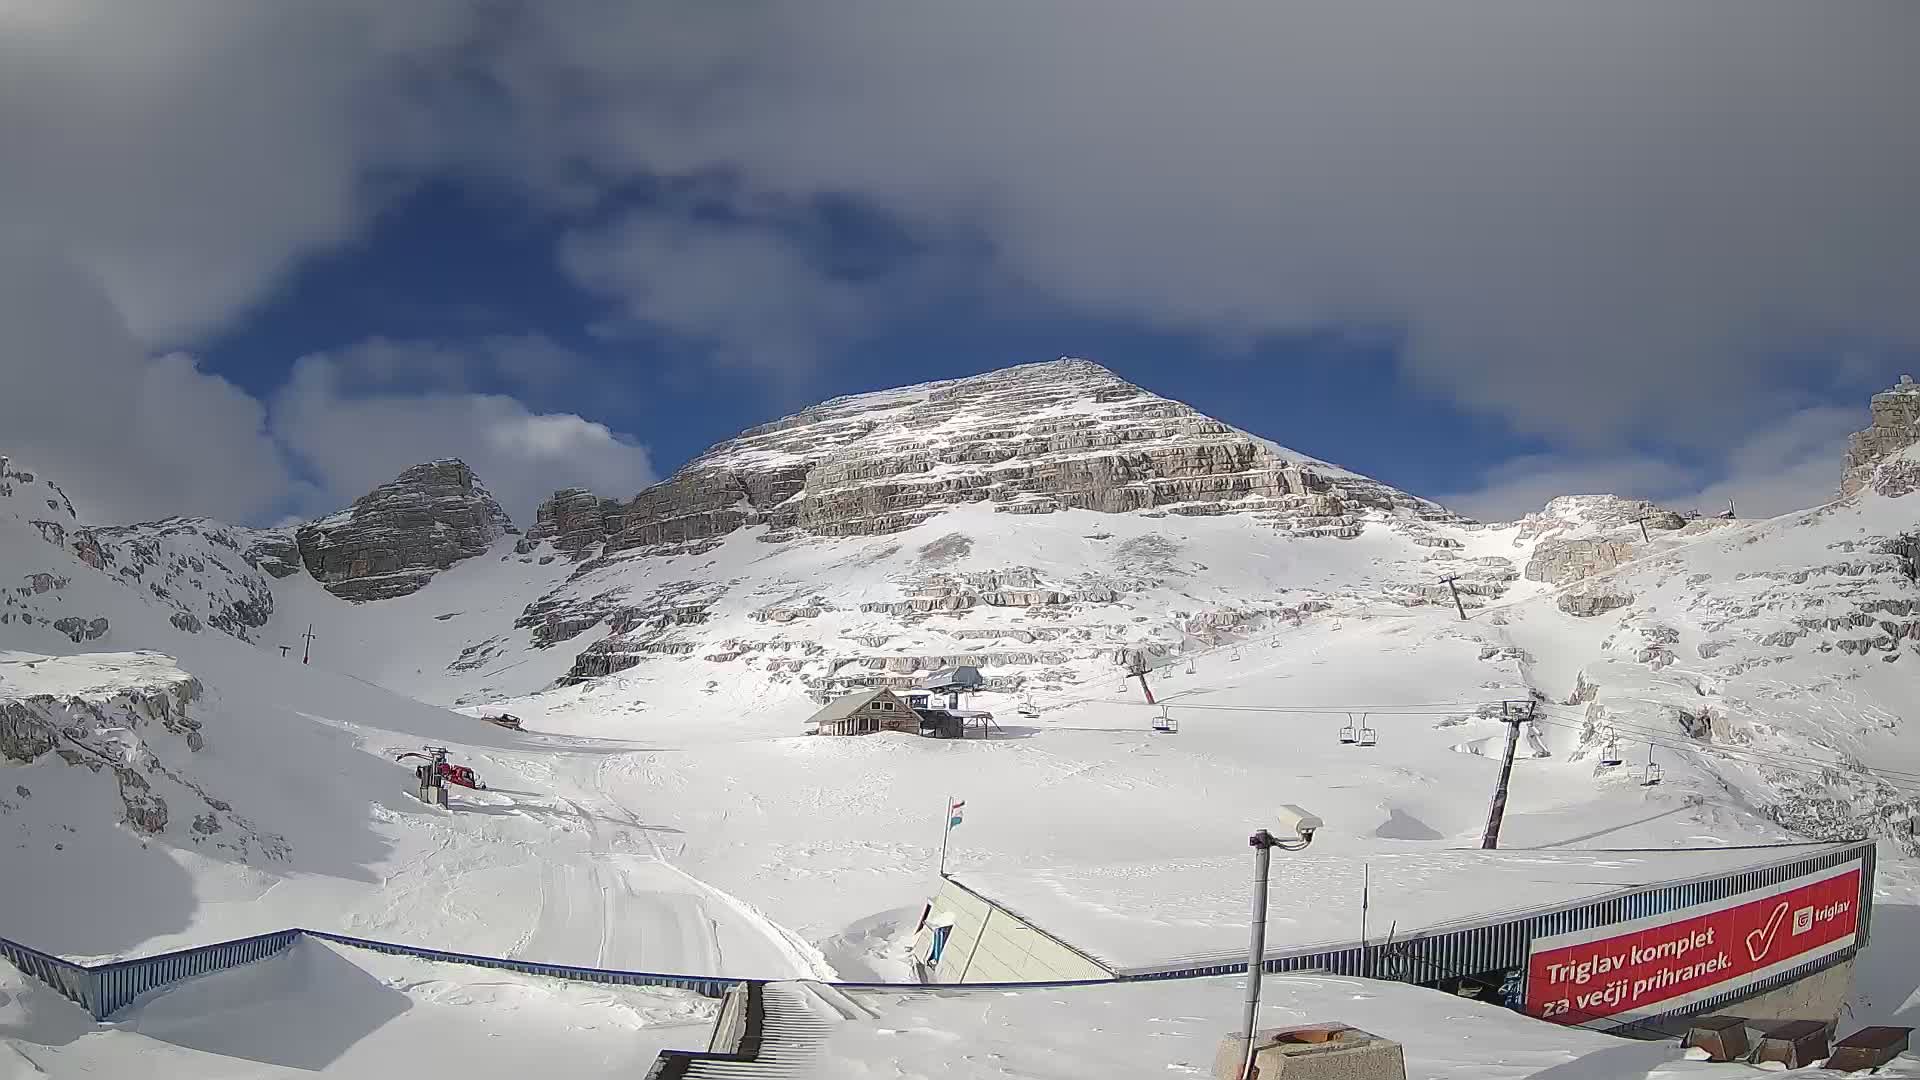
<box><xmin>805</xmin><ymin>688</ymin><xmax>903</xmax><ymax>726</ymax></box>
<box><xmin>919</xmin><ymin>666</ymin><xmax>984</xmax><ymax>692</ymax></box>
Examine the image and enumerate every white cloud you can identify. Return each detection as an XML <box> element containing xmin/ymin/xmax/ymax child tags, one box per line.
<box><xmin>492</xmin><ymin>2</ymin><xmax>1920</xmax><ymax>443</ymax></box>
<box><xmin>0</xmin><ymin>1</ymin><xmax>477</xmax><ymax>343</ymax></box>
<box><xmin>560</xmin><ymin>213</ymin><xmax>887</xmax><ymax>371</ymax></box>
<box><xmin>273</xmin><ymin>350</ymin><xmax>656</xmax><ymax>524</ymax></box>
<box><xmin>0</xmin><ymin>248</ymin><xmax>288</xmax><ymax>523</ymax></box>
<box><xmin>7</xmin><ymin>2</ymin><xmax>1917</xmax><ymax>527</ymax></box>
<box><xmin>1441</xmin><ymin>406</ymin><xmax>1861</xmax><ymax>522</ymax></box>
<box><xmin>0</xmin><ymin>246</ymin><xmax>653</xmax><ymax>526</ymax></box>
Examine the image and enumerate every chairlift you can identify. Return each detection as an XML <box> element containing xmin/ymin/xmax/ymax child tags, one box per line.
<box><xmin>1338</xmin><ymin>714</ymin><xmax>1358</xmax><ymax>745</ymax></box>
<box><xmin>1152</xmin><ymin>706</ymin><xmax>1179</xmax><ymax>734</ymax></box>
<box><xmin>1598</xmin><ymin>726</ymin><xmax>1623</xmax><ymax>768</ymax></box>
<box><xmin>1357</xmin><ymin>713</ymin><xmax>1378</xmax><ymax>747</ymax></box>
<box><xmin>1017</xmin><ymin>696</ymin><xmax>1041</xmax><ymax>719</ymax></box>
<box><xmin>1185</xmin><ymin>655</ymin><xmax>1197</xmax><ymax>674</ymax></box>
<box><xmin>1642</xmin><ymin>743</ymin><xmax>1663</xmax><ymax>786</ymax></box>
<box><xmin>1231</xmin><ymin>646</ymin><xmax>1244</xmax><ymax>662</ymax></box>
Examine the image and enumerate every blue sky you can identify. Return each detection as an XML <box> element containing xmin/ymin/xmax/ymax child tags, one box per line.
<box><xmin>4</xmin><ymin>4</ymin><xmax>1917</xmax><ymax>527</ymax></box>
<box><xmin>198</xmin><ymin>180</ymin><xmax>1539</xmax><ymax>508</ymax></box>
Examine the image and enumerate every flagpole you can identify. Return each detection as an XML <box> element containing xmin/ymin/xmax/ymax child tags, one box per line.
<box><xmin>939</xmin><ymin>794</ymin><xmax>952</xmax><ymax>877</ymax></box>
<box><xmin>1359</xmin><ymin>862</ymin><xmax>1372</xmax><ymax>979</ymax></box>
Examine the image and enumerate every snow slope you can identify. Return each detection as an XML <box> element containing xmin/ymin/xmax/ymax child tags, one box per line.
<box><xmin>11</xmin><ymin>364</ymin><xmax>1920</xmax><ymax>1075</ymax></box>
<box><xmin>0</xmin><ymin>454</ymin><xmax>828</xmax><ymax>980</ymax></box>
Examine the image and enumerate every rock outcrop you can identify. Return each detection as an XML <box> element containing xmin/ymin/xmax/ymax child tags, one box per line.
<box><xmin>520</xmin><ymin>359</ymin><xmax>1456</xmax><ymax>559</ymax></box>
<box><xmin>1515</xmin><ymin>495</ymin><xmax>1719</xmax><ymax>586</ymax></box>
<box><xmin>92</xmin><ymin>518</ymin><xmax>291</xmax><ymax>641</ymax></box>
<box><xmin>523</xmin><ymin>488</ymin><xmax>620</xmax><ymax>559</ymax></box>
<box><xmin>1842</xmin><ymin>375</ymin><xmax>1920</xmax><ymax>497</ymax></box>
<box><xmin>296</xmin><ymin>460</ymin><xmax>516</xmax><ymax>602</ymax></box>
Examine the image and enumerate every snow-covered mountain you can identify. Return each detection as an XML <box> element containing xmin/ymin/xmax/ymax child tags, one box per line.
<box><xmin>8</xmin><ymin>359</ymin><xmax>1920</xmax><ymax>998</ymax></box>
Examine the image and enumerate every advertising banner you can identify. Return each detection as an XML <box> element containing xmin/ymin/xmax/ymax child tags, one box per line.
<box><xmin>1525</xmin><ymin>859</ymin><xmax>1861</xmax><ymax>1026</ymax></box>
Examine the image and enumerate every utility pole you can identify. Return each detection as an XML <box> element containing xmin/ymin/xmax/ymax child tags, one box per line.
<box><xmin>1439</xmin><ymin>576</ymin><xmax>1468</xmax><ymax>621</ymax></box>
<box><xmin>1630</xmin><ymin>514</ymin><xmax>1654</xmax><ymax>544</ymax></box>
<box><xmin>1125</xmin><ymin>650</ymin><xmax>1157</xmax><ymax>705</ymax></box>
<box><xmin>301</xmin><ymin>624</ymin><xmax>317</xmax><ymax>665</ymax></box>
<box><xmin>1480</xmin><ymin>700</ymin><xmax>1534</xmax><ymax>850</ymax></box>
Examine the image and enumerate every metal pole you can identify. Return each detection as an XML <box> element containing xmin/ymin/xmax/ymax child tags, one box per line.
<box><xmin>1481</xmin><ymin>703</ymin><xmax>1525</xmax><ymax>850</ymax></box>
<box><xmin>939</xmin><ymin>796</ymin><xmax>952</xmax><ymax>877</ymax></box>
<box><xmin>1241</xmin><ymin>830</ymin><xmax>1273</xmax><ymax>1080</ymax></box>
<box><xmin>1441</xmin><ymin>577</ymin><xmax>1467</xmax><ymax>621</ymax></box>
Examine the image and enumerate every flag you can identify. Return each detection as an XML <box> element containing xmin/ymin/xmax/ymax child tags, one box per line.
<box><xmin>948</xmin><ymin>798</ymin><xmax>965</xmax><ymax>828</ymax></box>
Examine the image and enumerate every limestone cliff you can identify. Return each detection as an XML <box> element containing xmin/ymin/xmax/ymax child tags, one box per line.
<box><xmin>526</xmin><ymin>358</ymin><xmax>1454</xmax><ymax>561</ymax></box>
<box><xmin>295</xmin><ymin>459</ymin><xmax>516</xmax><ymax>602</ymax></box>
<box><xmin>1841</xmin><ymin>375</ymin><xmax>1920</xmax><ymax>498</ymax></box>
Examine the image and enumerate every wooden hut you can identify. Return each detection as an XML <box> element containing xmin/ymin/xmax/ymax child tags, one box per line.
<box><xmin>808</xmin><ymin>689</ymin><xmax>919</xmax><ymax>736</ymax></box>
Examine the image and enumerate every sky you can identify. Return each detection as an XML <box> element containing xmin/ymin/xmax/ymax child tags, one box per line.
<box><xmin>2</xmin><ymin>1</ymin><xmax>1917</xmax><ymax>528</ymax></box>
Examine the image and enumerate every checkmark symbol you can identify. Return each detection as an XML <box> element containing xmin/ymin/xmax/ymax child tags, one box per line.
<box><xmin>1746</xmin><ymin>901</ymin><xmax>1790</xmax><ymax>962</ymax></box>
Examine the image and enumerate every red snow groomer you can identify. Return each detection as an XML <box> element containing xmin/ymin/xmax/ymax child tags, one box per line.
<box><xmin>396</xmin><ymin>749</ymin><xmax>487</xmax><ymax>790</ymax></box>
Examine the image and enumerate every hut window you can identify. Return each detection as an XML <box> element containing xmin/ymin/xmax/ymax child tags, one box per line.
<box><xmin>883</xmin><ymin>701</ymin><xmax>895</xmax><ymax>710</ymax></box>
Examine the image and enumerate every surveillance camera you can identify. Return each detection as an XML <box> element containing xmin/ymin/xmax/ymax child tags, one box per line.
<box><xmin>1275</xmin><ymin>804</ymin><xmax>1323</xmax><ymax>841</ymax></box>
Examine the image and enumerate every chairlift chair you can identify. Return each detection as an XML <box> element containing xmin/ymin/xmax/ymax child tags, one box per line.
<box><xmin>1017</xmin><ymin>696</ymin><xmax>1041</xmax><ymax>719</ymax></box>
<box><xmin>1357</xmin><ymin>716</ymin><xmax>1378</xmax><ymax>747</ymax></box>
<box><xmin>1185</xmin><ymin>656</ymin><xmax>1197</xmax><ymax>674</ymax></box>
<box><xmin>1598</xmin><ymin>726</ymin><xmax>1623</xmax><ymax>768</ymax></box>
<box><xmin>1338</xmin><ymin>715</ymin><xmax>1358</xmax><ymax>744</ymax></box>
<box><xmin>1643</xmin><ymin>763</ymin><xmax>1665</xmax><ymax>786</ymax></box>
<box><xmin>1152</xmin><ymin>706</ymin><xmax>1178</xmax><ymax>734</ymax></box>
<box><xmin>1231</xmin><ymin>646</ymin><xmax>1244</xmax><ymax>662</ymax></box>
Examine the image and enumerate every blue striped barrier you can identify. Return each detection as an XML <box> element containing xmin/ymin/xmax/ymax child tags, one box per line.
<box><xmin>302</xmin><ymin>929</ymin><xmax>741</xmax><ymax>997</ymax></box>
<box><xmin>0</xmin><ymin>933</ymin><xmax>96</xmax><ymax>1016</ymax></box>
<box><xmin>88</xmin><ymin>929</ymin><xmax>302</xmax><ymax>1019</ymax></box>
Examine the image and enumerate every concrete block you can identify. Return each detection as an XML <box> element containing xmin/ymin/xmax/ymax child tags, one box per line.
<box><xmin>1213</xmin><ymin>1023</ymin><xmax>1407</xmax><ymax>1079</ymax></box>
<box><xmin>1680</xmin><ymin>1015</ymin><xmax>1750</xmax><ymax>1062</ymax></box>
<box><xmin>1828</xmin><ymin>1026</ymin><xmax>1913</xmax><ymax>1072</ymax></box>
<box><xmin>1749</xmin><ymin>1019</ymin><xmax>1831</xmax><ymax>1068</ymax></box>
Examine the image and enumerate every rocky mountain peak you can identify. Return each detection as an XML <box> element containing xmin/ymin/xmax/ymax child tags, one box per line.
<box><xmin>521</xmin><ymin>356</ymin><xmax>1454</xmax><ymax>563</ymax></box>
<box><xmin>1841</xmin><ymin>374</ymin><xmax>1920</xmax><ymax>498</ymax></box>
<box><xmin>294</xmin><ymin>459</ymin><xmax>515</xmax><ymax>602</ymax></box>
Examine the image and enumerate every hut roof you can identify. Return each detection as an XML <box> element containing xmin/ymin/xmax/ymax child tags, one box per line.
<box><xmin>806</xmin><ymin>689</ymin><xmax>898</xmax><ymax>726</ymax></box>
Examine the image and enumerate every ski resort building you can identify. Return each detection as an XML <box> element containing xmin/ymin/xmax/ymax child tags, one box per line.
<box><xmin>807</xmin><ymin>688</ymin><xmax>920</xmax><ymax>736</ymax></box>
<box><xmin>911</xmin><ymin>840</ymin><xmax>1876</xmax><ymax>1034</ymax></box>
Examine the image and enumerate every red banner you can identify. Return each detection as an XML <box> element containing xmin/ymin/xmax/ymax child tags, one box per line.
<box><xmin>1525</xmin><ymin>863</ymin><xmax>1861</xmax><ymax>1025</ymax></box>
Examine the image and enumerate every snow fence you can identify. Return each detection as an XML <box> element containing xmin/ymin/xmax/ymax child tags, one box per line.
<box><xmin>0</xmin><ymin>839</ymin><xmax>1880</xmax><ymax>1030</ymax></box>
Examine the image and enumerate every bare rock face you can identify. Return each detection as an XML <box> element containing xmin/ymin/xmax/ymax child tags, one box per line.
<box><xmin>521</xmin><ymin>359</ymin><xmax>1455</xmax><ymax>559</ymax></box>
<box><xmin>1558</xmin><ymin>588</ymin><xmax>1633</xmax><ymax>617</ymax></box>
<box><xmin>524</xmin><ymin>488</ymin><xmax>617</xmax><ymax>559</ymax></box>
<box><xmin>1515</xmin><ymin>495</ymin><xmax>1714</xmax><ymax>586</ymax></box>
<box><xmin>296</xmin><ymin>460</ymin><xmax>516</xmax><ymax>602</ymax></box>
<box><xmin>93</xmin><ymin>518</ymin><xmax>290</xmax><ymax>641</ymax></box>
<box><xmin>1527</xmin><ymin>537</ymin><xmax>1637</xmax><ymax>586</ymax></box>
<box><xmin>1842</xmin><ymin>375</ymin><xmax>1920</xmax><ymax>497</ymax></box>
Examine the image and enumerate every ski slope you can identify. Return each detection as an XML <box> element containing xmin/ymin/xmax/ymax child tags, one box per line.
<box><xmin>10</xmin><ymin>384</ymin><xmax>1920</xmax><ymax>1074</ymax></box>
